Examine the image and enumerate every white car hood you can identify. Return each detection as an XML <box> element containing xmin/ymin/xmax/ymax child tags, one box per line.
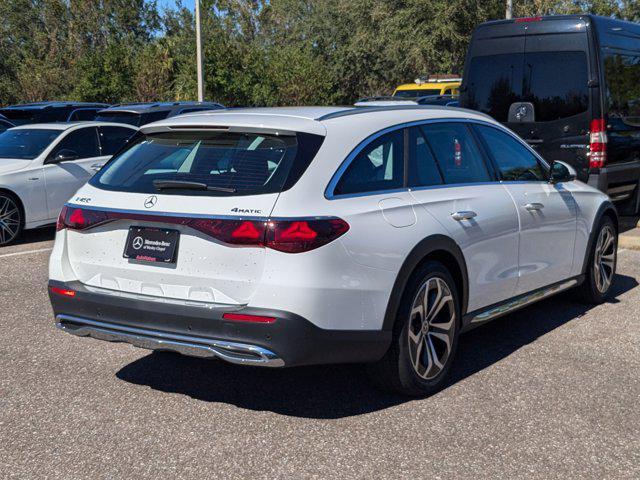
<box><xmin>0</xmin><ymin>158</ymin><xmax>31</xmax><ymax>175</ymax></box>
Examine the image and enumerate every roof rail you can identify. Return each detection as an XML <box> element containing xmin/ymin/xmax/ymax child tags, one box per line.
<box><xmin>316</xmin><ymin>104</ymin><xmax>493</xmax><ymax>121</ymax></box>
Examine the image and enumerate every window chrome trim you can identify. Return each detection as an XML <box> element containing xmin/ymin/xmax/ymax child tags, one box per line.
<box><xmin>325</xmin><ymin>118</ymin><xmax>552</xmax><ymax>200</ymax></box>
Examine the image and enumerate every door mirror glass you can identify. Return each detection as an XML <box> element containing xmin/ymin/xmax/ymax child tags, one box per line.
<box><xmin>53</xmin><ymin>149</ymin><xmax>79</xmax><ymax>163</ymax></box>
<box><xmin>550</xmin><ymin>161</ymin><xmax>577</xmax><ymax>183</ymax></box>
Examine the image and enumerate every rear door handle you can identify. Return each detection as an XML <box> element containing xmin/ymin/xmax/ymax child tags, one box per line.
<box><xmin>524</xmin><ymin>202</ymin><xmax>544</xmax><ymax>211</ymax></box>
<box><xmin>451</xmin><ymin>211</ymin><xmax>477</xmax><ymax>221</ymax></box>
<box><xmin>90</xmin><ymin>163</ymin><xmax>103</xmax><ymax>172</ymax></box>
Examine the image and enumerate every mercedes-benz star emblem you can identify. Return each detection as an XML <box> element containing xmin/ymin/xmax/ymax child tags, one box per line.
<box><xmin>132</xmin><ymin>236</ymin><xmax>144</xmax><ymax>250</ymax></box>
<box><xmin>515</xmin><ymin>105</ymin><xmax>528</xmax><ymax>120</ymax></box>
<box><xmin>144</xmin><ymin>195</ymin><xmax>157</xmax><ymax>209</ymax></box>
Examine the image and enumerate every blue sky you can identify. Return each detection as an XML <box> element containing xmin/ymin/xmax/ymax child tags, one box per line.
<box><xmin>157</xmin><ymin>0</ymin><xmax>195</xmax><ymax>11</ymax></box>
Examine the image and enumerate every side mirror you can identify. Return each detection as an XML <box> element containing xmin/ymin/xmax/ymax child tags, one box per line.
<box><xmin>549</xmin><ymin>160</ymin><xmax>577</xmax><ymax>184</ymax></box>
<box><xmin>49</xmin><ymin>149</ymin><xmax>79</xmax><ymax>163</ymax></box>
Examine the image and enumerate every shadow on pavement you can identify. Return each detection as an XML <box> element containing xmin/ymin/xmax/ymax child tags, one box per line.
<box><xmin>13</xmin><ymin>226</ymin><xmax>56</xmax><ymax>246</ymax></box>
<box><xmin>116</xmin><ymin>273</ymin><xmax>638</xmax><ymax>419</ymax></box>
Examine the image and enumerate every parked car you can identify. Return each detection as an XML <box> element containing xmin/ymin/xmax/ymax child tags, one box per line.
<box><xmin>49</xmin><ymin>106</ymin><xmax>617</xmax><ymax>396</ymax></box>
<box><xmin>0</xmin><ymin>122</ymin><xmax>137</xmax><ymax>245</ymax></box>
<box><xmin>460</xmin><ymin>14</ymin><xmax>640</xmax><ymax>213</ymax></box>
<box><xmin>355</xmin><ymin>95</ymin><xmax>459</xmax><ymax>107</ymax></box>
<box><xmin>0</xmin><ymin>102</ymin><xmax>110</xmax><ymax>125</ymax></box>
<box><xmin>0</xmin><ymin>115</ymin><xmax>14</xmax><ymax>133</ymax></box>
<box><xmin>94</xmin><ymin>101</ymin><xmax>225</xmax><ymax>127</ymax></box>
<box><xmin>394</xmin><ymin>75</ymin><xmax>461</xmax><ymax>98</ymax></box>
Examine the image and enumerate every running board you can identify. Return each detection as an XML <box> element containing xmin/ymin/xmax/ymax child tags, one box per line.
<box><xmin>467</xmin><ymin>278</ymin><xmax>580</xmax><ymax>325</ymax></box>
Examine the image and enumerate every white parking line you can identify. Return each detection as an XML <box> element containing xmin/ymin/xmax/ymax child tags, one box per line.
<box><xmin>0</xmin><ymin>247</ymin><xmax>53</xmax><ymax>259</ymax></box>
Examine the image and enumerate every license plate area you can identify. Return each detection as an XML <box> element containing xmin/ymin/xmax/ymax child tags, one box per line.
<box><xmin>123</xmin><ymin>226</ymin><xmax>179</xmax><ymax>264</ymax></box>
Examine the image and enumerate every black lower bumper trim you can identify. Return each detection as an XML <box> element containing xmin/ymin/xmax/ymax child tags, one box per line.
<box><xmin>49</xmin><ymin>281</ymin><xmax>391</xmax><ymax>367</ymax></box>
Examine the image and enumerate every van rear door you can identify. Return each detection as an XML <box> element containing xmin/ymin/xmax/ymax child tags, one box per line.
<box><xmin>463</xmin><ymin>18</ymin><xmax>595</xmax><ymax>179</ymax></box>
<box><xmin>517</xmin><ymin>19</ymin><xmax>593</xmax><ymax>179</ymax></box>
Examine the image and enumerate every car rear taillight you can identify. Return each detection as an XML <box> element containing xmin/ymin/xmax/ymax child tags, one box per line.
<box><xmin>57</xmin><ymin>205</ymin><xmax>111</xmax><ymax>231</ymax></box>
<box><xmin>56</xmin><ymin>206</ymin><xmax>349</xmax><ymax>253</ymax></box>
<box><xmin>589</xmin><ymin>118</ymin><xmax>608</xmax><ymax>169</ymax></box>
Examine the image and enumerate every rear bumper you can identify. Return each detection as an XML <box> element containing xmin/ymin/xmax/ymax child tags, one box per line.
<box><xmin>49</xmin><ymin>280</ymin><xmax>391</xmax><ymax>367</ymax></box>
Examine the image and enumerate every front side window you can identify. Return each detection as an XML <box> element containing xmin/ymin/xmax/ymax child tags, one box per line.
<box><xmin>476</xmin><ymin>125</ymin><xmax>545</xmax><ymax>181</ymax></box>
<box><xmin>92</xmin><ymin>131</ymin><xmax>323</xmax><ymax>197</ymax></box>
<box><xmin>49</xmin><ymin>128</ymin><xmax>100</xmax><ymax>160</ymax></box>
<box><xmin>334</xmin><ymin>129</ymin><xmax>404</xmax><ymax>195</ymax></box>
<box><xmin>420</xmin><ymin>123</ymin><xmax>491</xmax><ymax>184</ymax></box>
<box><xmin>0</xmin><ymin>129</ymin><xmax>61</xmax><ymax>160</ymax></box>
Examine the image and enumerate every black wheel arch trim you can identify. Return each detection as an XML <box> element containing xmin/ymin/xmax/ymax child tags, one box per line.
<box><xmin>382</xmin><ymin>234</ymin><xmax>469</xmax><ymax>332</ymax></box>
<box><xmin>581</xmin><ymin>200</ymin><xmax>618</xmax><ymax>275</ymax></box>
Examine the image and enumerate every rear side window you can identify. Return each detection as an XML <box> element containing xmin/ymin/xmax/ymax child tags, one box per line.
<box><xmin>334</xmin><ymin>130</ymin><xmax>404</xmax><ymax>195</ymax></box>
<box><xmin>49</xmin><ymin>128</ymin><xmax>100</xmax><ymax>160</ymax></box>
<box><xmin>420</xmin><ymin>123</ymin><xmax>491</xmax><ymax>184</ymax></box>
<box><xmin>95</xmin><ymin>112</ymin><xmax>141</xmax><ymax>126</ymax></box>
<box><xmin>475</xmin><ymin>125</ymin><xmax>545</xmax><ymax>181</ymax></box>
<box><xmin>408</xmin><ymin>127</ymin><xmax>442</xmax><ymax>187</ymax></box>
<box><xmin>98</xmin><ymin>126</ymin><xmax>135</xmax><ymax>156</ymax></box>
<box><xmin>68</xmin><ymin>109</ymin><xmax>98</xmax><ymax>121</ymax></box>
<box><xmin>141</xmin><ymin>111</ymin><xmax>170</xmax><ymax>125</ymax></box>
<box><xmin>604</xmin><ymin>52</ymin><xmax>640</xmax><ymax>127</ymax></box>
<box><xmin>523</xmin><ymin>51</ymin><xmax>589</xmax><ymax>121</ymax></box>
<box><xmin>92</xmin><ymin>131</ymin><xmax>324</xmax><ymax>197</ymax></box>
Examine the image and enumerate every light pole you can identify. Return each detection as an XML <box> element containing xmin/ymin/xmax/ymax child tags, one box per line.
<box><xmin>506</xmin><ymin>0</ymin><xmax>513</xmax><ymax>19</ymax></box>
<box><xmin>195</xmin><ymin>0</ymin><xmax>204</xmax><ymax>102</ymax></box>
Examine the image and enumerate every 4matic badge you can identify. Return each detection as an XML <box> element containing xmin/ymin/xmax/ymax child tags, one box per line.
<box><xmin>231</xmin><ymin>207</ymin><xmax>262</xmax><ymax>214</ymax></box>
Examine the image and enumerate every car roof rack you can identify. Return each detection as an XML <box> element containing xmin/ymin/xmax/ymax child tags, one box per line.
<box><xmin>317</xmin><ymin>104</ymin><xmax>489</xmax><ymax>121</ymax></box>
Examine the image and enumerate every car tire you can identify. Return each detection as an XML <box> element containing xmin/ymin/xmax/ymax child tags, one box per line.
<box><xmin>368</xmin><ymin>260</ymin><xmax>460</xmax><ymax>397</ymax></box>
<box><xmin>578</xmin><ymin>216</ymin><xmax>617</xmax><ymax>304</ymax></box>
<box><xmin>0</xmin><ymin>192</ymin><xmax>23</xmax><ymax>247</ymax></box>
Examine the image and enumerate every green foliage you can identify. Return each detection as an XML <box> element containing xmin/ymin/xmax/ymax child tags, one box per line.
<box><xmin>0</xmin><ymin>0</ymin><xmax>637</xmax><ymax>106</ymax></box>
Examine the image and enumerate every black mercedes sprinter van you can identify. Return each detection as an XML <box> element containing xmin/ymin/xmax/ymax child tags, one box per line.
<box><xmin>460</xmin><ymin>15</ymin><xmax>640</xmax><ymax>213</ymax></box>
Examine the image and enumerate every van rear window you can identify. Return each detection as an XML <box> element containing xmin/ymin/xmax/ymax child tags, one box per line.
<box><xmin>91</xmin><ymin>131</ymin><xmax>323</xmax><ymax>196</ymax></box>
<box><xmin>465</xmin><ymin>51</ymin><xmax>589</xmax><ymax>122</ymax></box>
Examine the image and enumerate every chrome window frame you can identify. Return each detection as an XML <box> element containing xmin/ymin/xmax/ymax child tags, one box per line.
<box><xmin>325</xmin><ymin>118</ymin><xmax>551</xmax><ymax>200</ymax></box>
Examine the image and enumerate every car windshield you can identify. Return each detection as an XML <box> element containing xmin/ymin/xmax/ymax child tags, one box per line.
<box><xmin>94</xmin><ymin>112</ymin><xmax>142</xmax><ymax>126</ymax></box>
<box><xmin>394</xmin><ymin>89</ymin><xmax>440</xmax><ymax>98</ymax></box>
<box><xmin>0</xmin><ymin>129</ymin><xmax>61</xmax><ymax>159</ymax></box>
<box><xmin>91</xmin><ymin>130</ymin><xmax>324</xmax><ymax>196</ymax></box>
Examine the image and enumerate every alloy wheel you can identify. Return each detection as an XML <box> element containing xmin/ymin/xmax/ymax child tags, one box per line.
<box><xmin>593</xmin><ymin>224</ymin><xmax>616</xmax><ymax>293</ymax></box>
<box><xmin>0</xmin><ymin>195</ymin><xmax>21</xmax><ymax>245</ymax></box>
<box><xmin>407</xmin><ymin>276</ymin><xmax>456</xmax><ymax>380</ymax></box>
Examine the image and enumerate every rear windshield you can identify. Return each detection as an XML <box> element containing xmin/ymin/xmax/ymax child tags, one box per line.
<box><xmin>394</xmin><ymin>89</ymin><xmax>440</xmax><ymax>98</ymax></box>
<box><xmin>94</xmin><ymin>112</ymin><xmax>142</xmax><ymax>126</ymax></box>
<box><xmin>0</xmin><ymin>129</ymin><xmax>61</xmax><ymax>159</ymax></box>
<box><xmin>465</xmin><ymin>51</ymin><xmax>589</xmax><ymax>122</ymax></box>
<box><xmin>91</xmin><ymin>131</ymin><xmax>324</xmax><ymax>196</ymax></box>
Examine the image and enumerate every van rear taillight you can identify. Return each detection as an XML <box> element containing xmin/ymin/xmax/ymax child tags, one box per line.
<box><xmin>56</xmin><ymin>206</ymin><xmax>349</xmax><ymax>253</ymax></box>
<box><xmin>515</xmin><ymin>16</ymin><xmax>542</xmax><ymax>23</ymax></box>
<box><xmin>589</xmin><ymin>118</ymin><xmax>608</xmax><ymax>169</ymax></box>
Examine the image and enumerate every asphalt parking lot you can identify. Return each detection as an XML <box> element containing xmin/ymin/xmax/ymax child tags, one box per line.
<box><xmin>1</xmin><ymin>228</ymin><xmax>639</xmax><ymax>479</ymax></box>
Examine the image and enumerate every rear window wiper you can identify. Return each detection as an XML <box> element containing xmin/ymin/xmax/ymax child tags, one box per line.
<box><xmin>152</xmin><ymin>179</ymin><xmax>237</xmax><ymax>193</ymax></box>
